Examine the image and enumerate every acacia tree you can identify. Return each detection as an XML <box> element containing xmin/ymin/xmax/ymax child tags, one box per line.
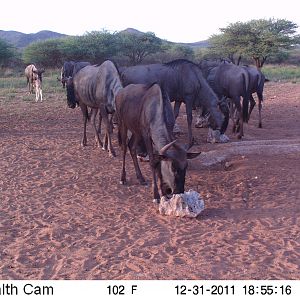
<box><xmin>208</xmin><ymin>18</ymin><xmax>300</xmax><ymax>68</ymax></box>
<box><xmin>23</xmin><ymin>39</ymin><xmax>65</xmax><ymax>67</ymax></box>
<box><xmin>63</xmin><ymin>31</ymin><xmax>118</xmax><ymax>63</ymax></box>
<box><xmin>23</xmin><ymin>31</ymin><xmax>119</xmax><ymax>67</ymax></box>
<box><xmin>117</xmin><ymin>31</ymin><xmax>162</xmax><ymax>65</ymax></box>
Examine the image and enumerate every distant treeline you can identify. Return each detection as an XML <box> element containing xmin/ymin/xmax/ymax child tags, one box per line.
<box><xmin>1</xmin><ymin>18</ymin><xmax>300</xmax><ymax>70</ymax></box>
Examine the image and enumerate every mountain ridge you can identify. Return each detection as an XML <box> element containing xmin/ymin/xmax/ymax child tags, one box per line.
<box><xmin>0</xmin><ymin>28</ymin><xmax>208</xmax><ymax>49</ymax></box>
<box><xmin>0</xmin><ymin>30</ymin><xmax>67</xmax><ymax>48</ymax></box>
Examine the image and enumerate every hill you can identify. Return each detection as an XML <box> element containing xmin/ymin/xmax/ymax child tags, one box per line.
<box><xmin>0</xmin><ymin>28</ymin><xmax>208</xmax><ymax>50</ymax></box>
<box><xmin>120</xmin><ymin>27</ymin><xmax>209</xmax><ymax>48</ymax></box>
<box><xmin>0</xmin><ymin>30</ymin><xmax>68</xmax><ymax>48</ymax></box>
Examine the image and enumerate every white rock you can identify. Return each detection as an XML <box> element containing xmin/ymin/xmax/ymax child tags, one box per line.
<box><xmin>219</xmin><ymin>133</ymin><xmax>230</xmax><ymax>143</ymax></box>
<box><xmin>207</xmin><ymin>128</ymin><xmax>229</xmax><ymax>143</ymax></box>
<box><xmin>159</xmin><ymin>190</ymin><xmax>205</xmax><ymax>218</ymax></box>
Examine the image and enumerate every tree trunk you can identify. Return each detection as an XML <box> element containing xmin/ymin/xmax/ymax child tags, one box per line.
<box><xmin>253</xmin><ymin>57</ymin><xmax>262</xmax><ymax>69</ymax></box>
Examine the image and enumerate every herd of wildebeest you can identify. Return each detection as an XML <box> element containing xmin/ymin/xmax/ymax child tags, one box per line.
<box><xmin>24</xmin><ymin>59</ymin><xmax>266</xmax><ymax>202</ymax></box>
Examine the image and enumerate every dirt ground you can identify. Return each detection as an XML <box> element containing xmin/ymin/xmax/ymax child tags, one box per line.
<box><xmin>0</xmin><ymin>82</ymin><xmax>299</xmax><ymax>280</ymax></box>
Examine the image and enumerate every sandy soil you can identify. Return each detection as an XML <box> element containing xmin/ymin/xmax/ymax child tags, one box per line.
<box><xmin>0</xmin><ymin>82</ymin><xmax>299</xmax><ymax>280</ymax></box>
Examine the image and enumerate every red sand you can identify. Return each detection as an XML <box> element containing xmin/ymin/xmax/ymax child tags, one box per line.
<box><xmin>0</xmin><ymin>82</ymin><xmax>299</xmax><ymax>279</ymax></box>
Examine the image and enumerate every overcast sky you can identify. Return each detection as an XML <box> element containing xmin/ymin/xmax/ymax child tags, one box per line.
<box><xmin>1</xmin><ymin>0</ymin><xmax>299</xmax><ymax>43</ymax></box>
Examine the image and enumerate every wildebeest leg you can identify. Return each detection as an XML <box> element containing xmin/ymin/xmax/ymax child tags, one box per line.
<box><xmin>79</xmin><ymin>104</ymin><xmax>88</xmax><ymax>147</ymax></box>
<box><xmin>144</xmin><ymin>136</ymin><xmax>160</xmax><ymax>201</ymax></box>
<box><xmin>26</xmin><ymin>77</ymin><xmax>30</xmax><ymax>94</ymax></box>
<box><xmin>35</xmin><ymin>86</ymin><xmax>39</xmax><ymax>102</ymax></box>
<box><xmin>119</xmin><ymin>125</ymin><xmax>128</xmax><ymax>185</ymax></box>
<box><xmin>128</xmin><ymin>135</ymin><xmax>146</xmax><ymax>185</ymax></box>
<box><xmin>233</xmin><ymin>97</ymin><xmax>243</xmax><ymax>139</ymax></box>
<box><xmin>97</xmin><ymin>111</ymin><xmax>108</xmax><ymax>150</ymax></box>
<box><xmin>97</xmin><ymin>109</ymin><xmax>102</xmax><ymax>142</ymax></box>
<box><xmin>248</xmin><ymin>95</ymin><xmax>256</xmax><ymax>122</ymax></box>
<box><xmin>106</xmin><ymin>114</ymin><xmax>115</xmax><ymax>151</ymax></box>
<box><xmin>173</xmin><ymin>101</ymin><xmax>181</xmax><ymax>119</ymax></box>
<box><xmin>185</xmin><ymin>98</ymin><xmax>194</xmax><ymax>147</ymax></box>
<box><xmin>194</xmin><ymin>106</ymin><xmax>205</xmax><ymax>128</ymax></box>
<box><xmin>257</xmin><ymin>91</ymin><xmax>263</xmax><ymax>128</ymax></box>
<box><xmin>91</xmin><ymin>108</ymin><xmax>103</xmax><ymax>148</ymax></box>
<box><xmin>230</xmin><ymin>99</ymin><xmax>240</xmax><ymax>134</ymax></box>
<box><xmin>219</xmin><ymin>96</ymin><xmax>229</xmax><ymax>134</ymax></box>
<box><xmin>100</xmin><ymin>106</ymin><xmax>115</xmax><ymax>157</ymax></box>
<box><xmin>107</xmin><ymin>114</ymin><xmax>115</xmax><ymax>157</ymax></box>
<box><xmin>173</xmin><ymin>101</ymin><xmax>182</xmax><ymax>134</ymax></box>
<box><xmin>258</xmin><ymin>100</ymin><xmax>263</xmax><ymax>128</ymax></box>
<box><xmin>228</xmin><ymin>98</ymin><xmax>236</xmax><ymax>131</ymax></box>
<box><xmin>35</xmin><ymin>85</ymin><xmax>42</xmax><ymax>102</ymax></box>
<box><xmin>30</xmin><ymin>77</ymin><xmax>34</xmax><ymax>94</ymax></box>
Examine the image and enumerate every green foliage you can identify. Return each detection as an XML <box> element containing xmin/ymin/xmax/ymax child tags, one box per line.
<box><xmin>22</xmin><ymin>30</ymin><xmax>119</xmax><ymax>67</ymax></box>
<box><xmin>208</xmin><ymin>18</ymin><xmax>299</xmax><ymax>68</ymax></box>
<box><xmin>167</xmin><ymin>44</ymin><xmax>194</xmax><ymax>61</ymax></box>
<box><xmin>0</xmin><ymin>38</ymin><xmax>15</xmax><ymax>66</ymax></box>
<box><xmin>116</xmin><ymin>31</ymin><xmax>162</xmax><ymax>65</ymax></box>
<box><xmin>62</xmin><ymin>31</ymin><xmax>119</xmax><ymax>63</ymax></box>
<box><xmin>23</xmin><ymin>39</ymin><xmax>65</xmax><ymax>67</ymax></box>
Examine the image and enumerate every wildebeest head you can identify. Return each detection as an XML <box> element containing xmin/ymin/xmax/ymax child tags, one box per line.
<box><xmin>65</xmin><ymin>77</ymin><xmax>77</xmax><ymax>109</ymax></box>
<box><xmin>32</xmin><ymin>68</ymin><xmax>44</xmax><ymax>84</ymax></box>
<box><xmin>155</xmin><ymin>140</ymin><xmax>201</xmax><ymax>196</ymax></box>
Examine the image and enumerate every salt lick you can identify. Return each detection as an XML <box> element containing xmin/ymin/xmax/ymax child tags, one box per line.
<box><xmin>158</xmin><ymin>190</ymin><xmax>205</xmax><ymax>218</ymax></box>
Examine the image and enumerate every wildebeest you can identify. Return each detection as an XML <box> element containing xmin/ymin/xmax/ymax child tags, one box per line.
<box><xmin>63</xmin><ymin>61</ymin><xmax>107</xmax><ymax>149</ymax></box>
<box><xmin>121</xmin><ymin>59</ymin><xmax>226</xmax><ymax>147</ymax></box>
<box><xmin>59</xmin><ymin>61</ymin><xmax>91</xmax><ymax>88</ymax></box>
<box><xmin>116</xmin><ymin>83</ymin><xmax>201</xmax><ymax>202</ymax></box>
<box><xmin>66</xmin><ymin>60</ymin><xmax>122</xmax><ymax>157</ymax></box>
<box><xmin>242</xmin><ymin>65</ymin><xmax>266</xmax><ymax>128</ymax></box>
<box><xmin>25</xmin><ymin>64</ymin><xmax>45</xmax><ymax>102</ymax></box>
<box><xmin>199</xmin><ymin>59</ymin><xmax>250</xmax><ymax>138</ymax></box>
<box><xmin>59</xmin><ymin>61</ymin><xmax>75</xmax><ymax>88</ymax></box>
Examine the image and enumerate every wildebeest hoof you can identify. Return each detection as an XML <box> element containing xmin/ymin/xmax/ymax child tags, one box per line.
<box><xmin>219</xmin><ymin>134</ymin><xmax>230</xmax><ymax>143</ymax></box>
<box><xmin>137</xmin><ymin>154</ymin><xmax>149</xmax><ymax>162</ymax></box>
<box><xmin>259</xmin><ymin>123</ymin><xmax>262</xmax><ymax>128</ymax></box>
<box><xmin>153</xmin><ymin>198</ymin><xmax>160</xmax><ymax>204</ymax></box>
<box><xmin>237</xmin><ymin>134</ymin><xmax>242</xmax><ymax>139</ymax></box>
<box><xmin>96</xmin><ymin>140</ymin><xmax>103</xmax><ymax>148</ymax></box>
<box><xmin>109</xmin><ymin>152</ymin><xmax>116</xmax><ymax>158</ymax></box>
<box><xmin>120</xmin><ymin>180</ymin><xmax>126</xmax><ymax>185</ymax></box>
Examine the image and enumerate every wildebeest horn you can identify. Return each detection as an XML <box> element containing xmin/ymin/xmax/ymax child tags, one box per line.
<box><xmin>159</xmin><ymin>140</ymin><xmax>177</xmax><ymax>155</ymax></box>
